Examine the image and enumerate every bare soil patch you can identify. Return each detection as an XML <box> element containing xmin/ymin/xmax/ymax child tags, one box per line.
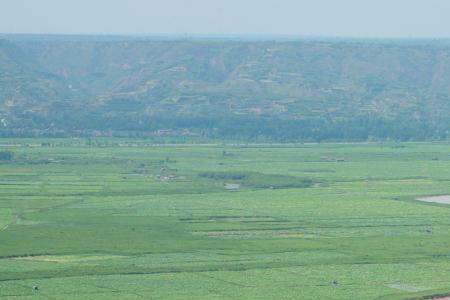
<box><xmin>416</xmin><ymin>195</ymin><xmax>450</xmax><ymax>204</ymax></box>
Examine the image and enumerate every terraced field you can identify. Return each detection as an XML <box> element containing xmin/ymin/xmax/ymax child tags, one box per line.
<box><xmin>1</xmin><ymin>140</ymin><xmax>450</xmax><ymax>299</ymax></box>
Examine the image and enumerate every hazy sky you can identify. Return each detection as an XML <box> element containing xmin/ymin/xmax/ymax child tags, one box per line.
<box><xmin>1</xmin><ymin>0</ymin><xmax>450</xmax><ymax>38</ymax></box>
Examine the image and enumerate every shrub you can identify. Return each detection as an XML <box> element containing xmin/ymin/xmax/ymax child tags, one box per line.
<box><xmin>199</xmin><ymin>171</ymin><xmax>313</xmax><ymax>189</ymax></box>
<box><xmin>0</xmin><ymin>151</ymin><xmax>13</xmax><ymax>161</ymax></box>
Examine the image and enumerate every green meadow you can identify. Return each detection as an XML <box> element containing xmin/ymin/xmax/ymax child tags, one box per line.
<box><xmin>1</xmin><ymin>140</ymin><xmax>450</xmax><ymax>299</ymax></box>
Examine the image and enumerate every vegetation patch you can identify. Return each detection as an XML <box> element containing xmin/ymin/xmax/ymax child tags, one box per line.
<box><xmin>11</xmin><ymin>254</ymin><xmax>127</xmax><ymax>263</ymax></box>
<box><xmin>387</xmin><ymin>283</ymin><xmax>430</xmax><ymax>292</ymax></box>
<box><xmin>198</xmin><ymin>171</ymin><xmax>313</xmax><ymax>189</ymax></box>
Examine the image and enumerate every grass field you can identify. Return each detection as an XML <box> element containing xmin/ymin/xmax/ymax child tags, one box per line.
<box><xmin>1</xmin><ymin>139</ymin><xmax>450</xmax><ymax>299</ymax></box>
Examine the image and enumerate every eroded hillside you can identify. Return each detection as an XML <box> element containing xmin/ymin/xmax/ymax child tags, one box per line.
<box><xmin>1</xmin><ymin>35</ymin><xmax>449</xmax><ymax>140</ymax></box>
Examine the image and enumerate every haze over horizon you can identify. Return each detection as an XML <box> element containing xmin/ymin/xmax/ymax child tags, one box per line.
<box><xmin>1</xmin><ymin>0</ymin><xmax>450</xmax><ymax>39</ymax></box>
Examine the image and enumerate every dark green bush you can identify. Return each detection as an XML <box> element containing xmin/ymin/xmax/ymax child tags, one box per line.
<box><xmin>199</xmin><ymin>171</ymin><xmax>313</xmax><ymax>189</ymax></box>
<box><xmin>0</xmin><ymin>151</ymin><xmax>13</xmax><ymax>161</ymax></box>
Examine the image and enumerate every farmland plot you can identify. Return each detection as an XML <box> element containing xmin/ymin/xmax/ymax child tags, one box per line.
<box><xmin>0</xmin><ymin>140</ymin><xmax>450</xmax><ymax>299</ymax></box>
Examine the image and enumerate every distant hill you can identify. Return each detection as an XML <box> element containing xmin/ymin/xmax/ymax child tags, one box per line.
<box><xmin>1</xmin><ymin>35</ymin><xmax>449</xmax><ymax>141</ymax></box>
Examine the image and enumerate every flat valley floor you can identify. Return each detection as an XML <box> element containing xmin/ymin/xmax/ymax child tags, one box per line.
<box><xmin>1</xmin><ymin>140</ymin><xmax>450</xmax><ymax>300</ymax></box>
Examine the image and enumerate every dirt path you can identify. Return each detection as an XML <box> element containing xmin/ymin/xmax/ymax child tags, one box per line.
<box><xmin>1</xmin><ymin>214</ymin><xmax>21</xmax><ymax>232</ymax></box>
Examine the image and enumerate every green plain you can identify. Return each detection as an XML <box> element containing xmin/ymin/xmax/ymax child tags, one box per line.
<box><xmin>1</xmin><ymin>140</ymin><xmax>450</xmax><ymax>299</ymax></box>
